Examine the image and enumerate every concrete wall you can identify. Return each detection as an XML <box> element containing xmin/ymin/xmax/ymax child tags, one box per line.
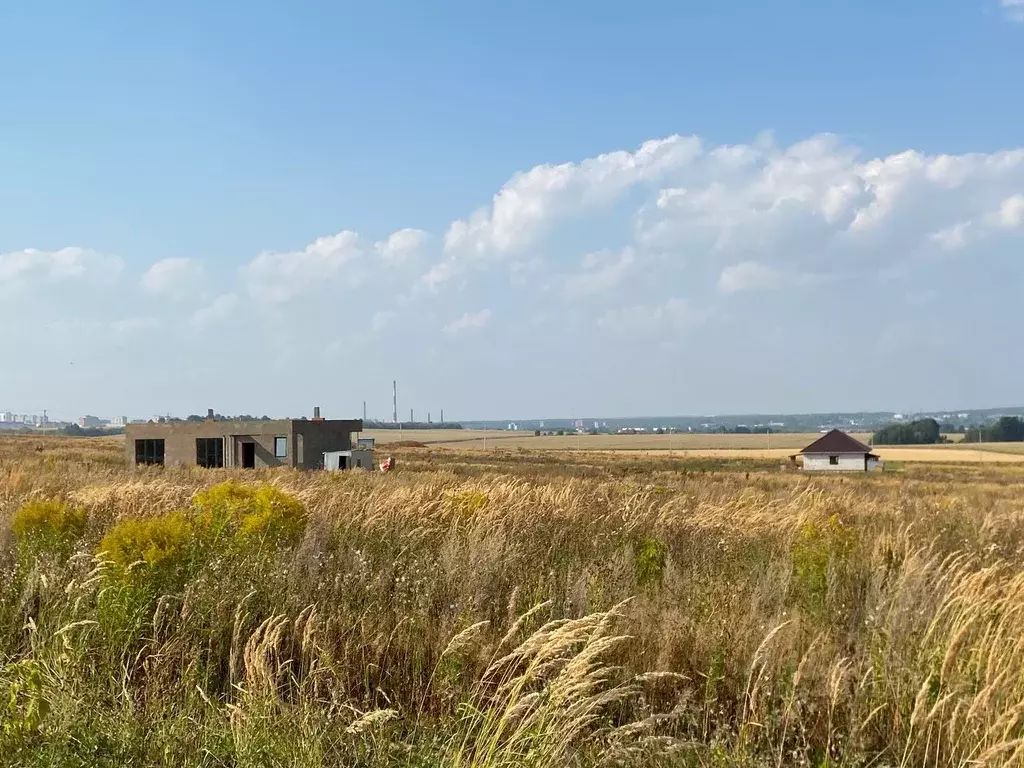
<box><xmin>125</xmin><ymin>418</ymin><xmax>362</xmax><ymax>470</ymax></box>
<box><xmin>802</xmin><ymin>452</ymin><xmax>869</xmax><ymax>471</ymax></box>
<box><xmin>126</xmin><ymin>420</ymin><xmax>295</xmax><ymax>469</ymax></box>
<box><xmin>292</xmin><ymin>420</ymin><xmax>362</xmax><ymax>470</ymax></box>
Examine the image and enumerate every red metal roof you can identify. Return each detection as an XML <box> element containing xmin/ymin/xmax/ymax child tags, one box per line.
<box><xmin>800</xmin><ymin>429</ymin><xmax>874</xmax><ymax>455</ymax></box>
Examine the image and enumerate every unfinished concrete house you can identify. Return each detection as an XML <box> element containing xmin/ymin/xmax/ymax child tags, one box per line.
<box><xmin>125</xmin><ymin>408</ymin><xmax>363</xmax><ymax>470</ymax></box>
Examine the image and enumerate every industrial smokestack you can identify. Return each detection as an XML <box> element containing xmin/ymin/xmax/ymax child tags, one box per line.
<box><xmin>410</xmin><ymin>408</ymin><xmax>414</xmax><ymax>423</ymax></box>
<box><xmin>363</xmin><ymin>401</ymin><xmax>367</xmax><ymax>421</ymax></box>
<box><xmin>440</xmin><ymin>408</ymin><xmax>444</xmax><ymax>424</ymax></box>
<box><xmin>313</xmin><ymin>406</ymin><xmax>322</xmax><ymax>421</ymax></box>
<box><xmin>393</xmin><ymin>381</ymin><xmax>397</xmax><ymax>424</ymax></box>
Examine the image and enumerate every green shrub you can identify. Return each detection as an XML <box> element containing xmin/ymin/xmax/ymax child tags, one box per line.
<box><xmin>193</xmin><ymin>481</ymin><xmax>307</xmax><ymax>548</ymax></box>
<box><xmin>444</xmin><ymin>489</ymin><xmax>489</xmax><ymax>517</ymax></box>
<box><xmin>98</xmin><ymin>511</ymin><xmax>195</xmax><ymax>579</ymax></box>
<box><xmin>634</xmin><ymin>535</ymin><xmax>668</xmax><ymax>590</ymax></box>
<box><xmin>235</xmin><ymin>486</ymin><xmax>307</xmax><ymax>547</ymax></box>
<box><xmin>1</xmin><ymin>659</ymin><xmax>51</xmax><ymax>749</ymax></box>
<box><xmin>11</xmin><ymin>500</ymin><xmax>88</xmax><ymax>561</ymax></box>
<box><xmin>789</xmin><ymin>513</ymin><xmax>856</xmax><ymax>618</ymax></box>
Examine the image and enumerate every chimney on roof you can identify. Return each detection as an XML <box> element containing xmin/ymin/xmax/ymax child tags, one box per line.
<box><xmin>312</xmin><ymin>406</ymin><xmax>324</xmax><ymax>422</ymax></box>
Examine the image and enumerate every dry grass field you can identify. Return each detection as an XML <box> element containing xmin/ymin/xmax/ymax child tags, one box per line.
<box><xmin>364</xmin><ymin>429</ymin><xmax>859</xmax><ymax>451</ymax></box>
<box><xmin>3</xmin><ymin>435</ymin><xmax>1024</xmax><ymax>766</ymax></box>
<box><xmin>365</xmin><ymin>429</ymin><xmax>1024</xmax><ymax>462</ymax></box>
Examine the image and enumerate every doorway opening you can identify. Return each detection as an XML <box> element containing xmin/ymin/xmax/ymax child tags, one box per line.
<box><xmin>241</xmin><ymin>442</ymin><xmax>256</xmax><ymax>469</ymax></box>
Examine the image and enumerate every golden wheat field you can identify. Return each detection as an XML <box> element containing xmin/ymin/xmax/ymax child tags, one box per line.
<box><xmin>364</xmin><ymin>429</ymin><xmax>1024</xmax><ymax>461</ymax></box>
<box><xmin>3</xmin><ymin>434</ymin><xmax>1024</xmax><ymax>766</ymax></box>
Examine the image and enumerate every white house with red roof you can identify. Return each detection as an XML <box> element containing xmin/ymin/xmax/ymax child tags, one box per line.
<box><xmin>792</xmin><ymin>429</ymin><xmax>882</xmax><ymax>472</ymax></box>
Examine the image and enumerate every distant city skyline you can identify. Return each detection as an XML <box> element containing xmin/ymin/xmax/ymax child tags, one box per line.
<box><xmin>4</xmin><ymin>402</ymin><xmax>1023</xmax><ymax>430</ymax></box>
<box><xmin>3</xmin><ymin>1</ymin><xmax>1023</xmax><ymax>418</ymax></box>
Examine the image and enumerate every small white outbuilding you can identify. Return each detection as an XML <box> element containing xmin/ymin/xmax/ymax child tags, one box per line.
<box><xmin>791</xmin><ymin>429</ymin><xmax>882</xmax><ymax>472</ymax></box>
<box><xmin>323</xmin><ymin>448</ymin><xmax>374</xmax><ymax>471</ymax></box>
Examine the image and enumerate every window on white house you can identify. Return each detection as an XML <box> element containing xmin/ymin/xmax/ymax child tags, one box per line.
<box><xmin>829</xmin><ymin>455</ymin><xmax>839</xmax><ymax>465</ymax></box>
<box><xmin>274</xmin><ymin>437</ymin><xmax>288</xmax><ymax>458</ymax></box>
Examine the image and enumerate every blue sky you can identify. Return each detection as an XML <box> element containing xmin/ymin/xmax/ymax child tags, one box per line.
<box><xmin>2</xmin><ymin>0</ymin><xmax>1023</xmax><ymax>421</ymax></box>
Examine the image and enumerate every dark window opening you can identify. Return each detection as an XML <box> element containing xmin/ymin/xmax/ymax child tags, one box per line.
<box><xmin>829</xmin><ymin>455</ymin><xmax>840</xmax><ymax>465</ymax></box>
<box><xmin>196</xmin><ymin>438</ymin><xmax>224</xmax><ymax>468</ymax></box>
<box><xmin>274</xmin><ymin>436</ymin><xmax>287</xmax><ymax>458</ymax></box>
<box><xmin>135</xmin><ymin>439</ymin><xmax>165</xmax><ymax>466</ymax></box>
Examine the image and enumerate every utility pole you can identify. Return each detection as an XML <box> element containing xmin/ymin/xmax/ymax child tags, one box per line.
<box><xmin>392</xmin><ymin>381</ymin><xmax>397</xmax><ymax>424</ymax></box>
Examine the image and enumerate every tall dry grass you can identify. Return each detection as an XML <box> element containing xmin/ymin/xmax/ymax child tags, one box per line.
<box><xmin>1</xmin><ymin>436</ymin><xmax>1024</xmax><ymax>766</ymax></box>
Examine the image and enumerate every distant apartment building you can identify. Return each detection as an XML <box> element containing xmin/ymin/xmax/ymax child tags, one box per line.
<box><xmin>79</xmin><ymin>415</ymin><xmax>102</xmax><ymax>428</ymax></box>
<box><xmin>125</xmin><ymin>407</ymin><xmax>363</xmax><ymax>470</ymax></box>
<box><xmin>111</xmin><ymin>416</ymin><xmax>129</xmax><ymax>427</ymax></box>
<box><xmin>0</xmin><ymin>412</ymin><xmax>12</xmax><ymax>423</ymax></box>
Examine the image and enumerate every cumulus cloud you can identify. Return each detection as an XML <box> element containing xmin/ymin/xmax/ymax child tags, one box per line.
<box><xmin>443</xmin><ymin>309</ymin><xmax>492</xmax><ymax>335</ymax></box>
<box><xmin>427</xmin><ymin>135</ymin><xmax>703</xmax><ymax>287</ymax></box>
<box><xmin>0</xmin><ymin>246</ymin><xmax>121</xmax><ymax>284</ymax></box>
<box><xmin>141</xmin><ymin>257</ymin><xmax>204</xmax><ymax>298</ymax></box>
<box><xmin>991</xmin><ymin>194</ymin><xmax>1024</xmax><ymax>228</ymax></box>
<box><xmin>637</xmin><ymin>136</ymin><xmax>1024</xmax><ymax>279</ymax></box>
<box><xmin>242</xmin><ymin>231</ymin><xmax>363</xmax><ymax>302</ymax></box>
<box><xmin>191</xmin><ymin>294</ymin><xmax>238</xmax><ymax>328</ymax></box>
<box><xmin>11</xmin><ymin>131</ymin><xmax>1024</xmax><ymax>391</ymax></box>
<box><xmin>563</xmin><ymin>248</ymin><xmax>635</xmax><ymax>298</ymax></box>
<box><xmin>375</xmin><ymin>228</ymin><xmax>427</xmax><ymax>265</ymax></box>
<box><xmin>929</xmin><ymin>222</ymin><xmax>973</xmax><ymax>251</ymax></box>
<box><xmin>717</xmin><ymin>261</ymin><xmax>783</xmax><ymax>294</ymax></box>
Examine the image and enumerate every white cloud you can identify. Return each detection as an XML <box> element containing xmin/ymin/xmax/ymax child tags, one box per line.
<box><xmin>563</xmin><ymin>247</ymin><xmax>635</xmax><ymax>298</ymax></box>
<box><xmin>638</xmin><ymin>137</ymin><xmax>1024</xmax><ymax>279</ymax></box>
<box><xmin>991</xmin><ymin>194</ymin><xmax>1024</xmax><ymax>228</ymax></box>
<box><xmin>928</xmin><ymin>221</ymin><xmax>973</xmax><ymax>251</ymax></box>
<box><xmin>443</xmin><ymin>309</ymin><xmax>492</xmax><ymax>335</ymax></box>
<box><xmin>717</xmin><ymin>261</ymin><xmax>783</xmax><ymax>294</ymax></box>
<box><xmin>376</xmin><ymin>228</ymin><xmax>427</xmax><ymax>265</ymax></box>
<box><xmin>141</xmin><ymin>257</ymin><xmax>204</xmax><ymax>298</ymax></box>
<box><xmin>191</xmin><ymin>294</ymin><xmax>238</xmax><ymax>328</ymax></box>
<box><xmin>0</xmin><ymin>246</ymin><xmax>121</xmax><ymax>284</ymax></box>
<box><xmin>1002</xmin><ymin>0</ymin><xmax>1024</xmax><ymax>22</ymax></box>
<box><xmin>242</xmin><ymin>230</ymin><xmax>363</xmax><ymax>303</ymax></box>
<box><xmin>427</xmin><ymin>135</ymin><xmax>703</xmax><ymax>287</ymax></box>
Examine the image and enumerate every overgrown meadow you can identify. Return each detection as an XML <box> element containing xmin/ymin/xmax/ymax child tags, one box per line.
<box><xmin>2</xmin><ymin>436</ymin><xmax>1024</xmax><ymax>767</ymax></box>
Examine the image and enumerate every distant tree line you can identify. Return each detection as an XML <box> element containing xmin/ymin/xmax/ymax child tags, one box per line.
<box><xmin>964</xmin><ymin>417</ymin><xmax>1024</xmax><ymax>443</ymax></box>
<box><xmin>57</xmin><ymin>425</ymin><xmax>125</xmax><ymax>437</ymax></box>
<box><xmin>871</xmin><ymin>418</ymin><xmax>943</xmax><ymax>445</ymax></box>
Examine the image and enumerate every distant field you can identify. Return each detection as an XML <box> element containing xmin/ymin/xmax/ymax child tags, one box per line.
<box><xmin>363</xmin><ymin>429</ymin><xmax>869</xmax><ymax>451</ymax></box>
<box><xmin>602</xmin><ymin>447</ymin><xmax>1024</xmax><ymax>464</ymax></box>
<box><xmin>362</xmin><ymin>429</ymin><xmax>1024</xmax><ymax>462</ymax></box>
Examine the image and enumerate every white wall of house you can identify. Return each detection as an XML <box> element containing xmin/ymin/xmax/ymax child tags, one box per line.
<box><xmin>802</xmin><ymin>452</ymin><xmax>870</xmax><ymax>471</ymax></box>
